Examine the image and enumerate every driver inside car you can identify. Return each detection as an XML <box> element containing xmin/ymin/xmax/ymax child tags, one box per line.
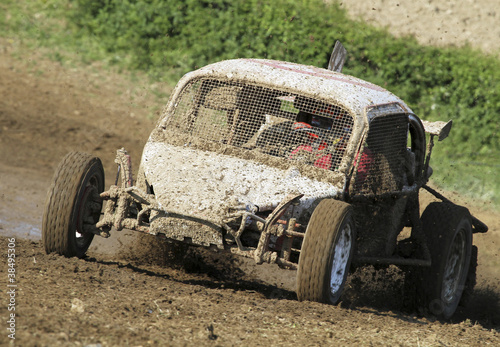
<box><xmin>289</xmin><ymin>110</ymin><xmax>336</xmax><ymax>169</ymax></box>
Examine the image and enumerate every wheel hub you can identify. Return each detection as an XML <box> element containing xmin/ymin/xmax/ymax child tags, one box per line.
<box><xmin>76</xmin><ymin>183</ymin><xmax>101</xmax><ymax>243</ymax></box>
<box><xmin>442</xmin><ymin>229</ymin><xmax>467</xmax><ymax>304</ymax></box>
<box><xmin>329</xmin><ymin>223</ymin><xmax>352</xmax><ymax>295</ymax></box>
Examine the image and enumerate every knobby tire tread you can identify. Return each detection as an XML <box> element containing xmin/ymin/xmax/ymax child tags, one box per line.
<box><xmin>297</xmin><ymin>199</ymin><xmax>352</xmax><ymax>303</ymax></box>
<box><xmin>42</xmin><ymin>152</ymin><xmax>102</xmax><ymax>257</ymax></box>
<box><xmin>420</xmin><ymin>202</ymin><xmax>473</xmax><ymax>319</ymax></box>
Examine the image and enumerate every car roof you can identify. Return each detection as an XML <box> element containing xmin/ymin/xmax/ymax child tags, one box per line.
<box><xmin>185</xmin><ymin>58</ymin><xmax>412</xmax><ymax>116</ymax></box>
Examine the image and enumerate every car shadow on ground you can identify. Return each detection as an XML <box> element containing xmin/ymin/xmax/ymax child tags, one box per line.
<box><xmin>85</xmin><ymin>242</ymin><xmax>298</xmax><ymax>301</ymax></box>
<box><xmin>85</xmin><ymin>243</ymin><xmax>500</xmax><ymax>330</ymax></box>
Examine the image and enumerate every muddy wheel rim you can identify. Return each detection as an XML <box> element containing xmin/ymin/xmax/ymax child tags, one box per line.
<box><xmin>76</xmin><ymin>178</ymin><xmax>101</xmax><ymax>247</ymax></box>
<box><xmin>442</xmin><ymin>228</ymin><xmax>467</xmax><ymax>304</ymax></box>
<box><xmin>329</xmin><ymin>223</ymin><xmax>352</xmax><ymax>295</ymax></box>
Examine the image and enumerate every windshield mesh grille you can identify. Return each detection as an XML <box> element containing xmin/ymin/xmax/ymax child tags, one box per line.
<box><xmin>352</xmin><ymin>114</ymin><xmax>408</xmax><ymax>195</ymax></box>
<box><xmin>166</xmin><ymin>78</ymin><xmax>354</xmax><ymax>172</ymax></box>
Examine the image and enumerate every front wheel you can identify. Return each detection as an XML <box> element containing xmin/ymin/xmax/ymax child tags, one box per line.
<box><xmin>297</xmin><ymin>199</ymin><xmax>355</xmax><ymax>304</ymax></box>
<box><xmin>421</xmin><ymin>202</ymin><xmax>473</xmax><ymax>319</ymax></box>
<box><xmin>42</xmin><ymin>152</ymin><xmax>105</xmax><ymax>258</ymax></box>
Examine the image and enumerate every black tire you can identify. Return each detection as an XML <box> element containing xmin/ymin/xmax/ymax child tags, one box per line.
<box><xmin>460</xmin><ymin>245</ymin><xmax>478</xmax><ymax>307</ymax></box>
<box><xmin>42</xmin><ymin>152</ymin><xmax>105</xmax><ymax>258</ymax></box>
<box><xmin>421</xmin><ymin>202</ymin><xmax>473</xmax><ymax>319</ymax></box>
<box><xmin>297</xmin><ymin>199</ymin><xmax>355</xmax><ymax>304</ymax></box>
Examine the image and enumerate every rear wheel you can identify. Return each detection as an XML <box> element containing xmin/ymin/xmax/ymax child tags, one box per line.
<box><xmin>421</xmin><ymin>202</ymin><xmax>473</xmax><ymax>319</ymax></box>
<box><xmin>297</xmin><ymin>199</ymin><xmax>355</xmax><ymax>304</ymax></box>
<box><xmin>42</xmin><ymin>152</ymin><xmax>105</xmax><ymax>258</ymax></box>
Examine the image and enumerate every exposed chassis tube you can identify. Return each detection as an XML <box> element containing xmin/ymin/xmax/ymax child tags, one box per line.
<box><xmin>96</xmin><ymin>149</ymin><xmax>305</xmax><ymax>270</ymax></box>
<box><xmin>222</xmin><ymin>193</ymin><xmax>305</xmax><ymax>270</ymax></box>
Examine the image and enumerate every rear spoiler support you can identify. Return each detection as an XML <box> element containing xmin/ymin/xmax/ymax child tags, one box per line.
<box><xmin>421</xmin><ymin>119</ymin><xmax>453</xmax><ymax>183</ymax></box>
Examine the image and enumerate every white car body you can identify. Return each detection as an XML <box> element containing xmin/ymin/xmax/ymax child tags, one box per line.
<box><xmin>138</xmin><ymin>59</ymin><xmax>413</xmax><ymax>242</ymax></box>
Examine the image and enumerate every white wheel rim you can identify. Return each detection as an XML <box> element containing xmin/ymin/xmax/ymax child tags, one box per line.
<box><xmin>443</xmin><ymin>228</ymin><xmax>467</xmax><ymax>304</ymax></box>
<box><xmin>329</xmin><ymin>223</ymin><xmax>352</xmax><ymax>295</ymax></box>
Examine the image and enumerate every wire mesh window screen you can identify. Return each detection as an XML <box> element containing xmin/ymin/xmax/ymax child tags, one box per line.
<box><xmin>352</xmin><ymin>114</ymin><xmax>408</xmax><ymax>195</ymax></box>
<box><xmin>167</xmin><ymin>78</ymin><xmax>354</xmax><ymax>172</ymax></box>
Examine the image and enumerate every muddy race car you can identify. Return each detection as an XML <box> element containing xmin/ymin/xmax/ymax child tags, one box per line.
<box><xmin>42</xmin><ymin>43</ymin><xmax>488</xmax><ymax>319</ymax></box>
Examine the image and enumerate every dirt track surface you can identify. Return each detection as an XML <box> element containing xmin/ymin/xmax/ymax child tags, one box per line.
<box><xmin>1</xmin><ymin>3</ymin><xmax>500</xmax><ymax>344</ymax></box>
<box><xmin>1</xmin><ymin>236</ymin><xmax>499</xmax><ymax>347</ymax></box>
